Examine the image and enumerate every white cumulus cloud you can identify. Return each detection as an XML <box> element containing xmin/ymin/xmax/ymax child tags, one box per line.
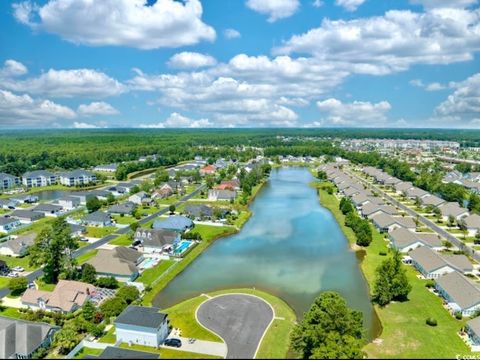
<box><xmin>167</xmin><ymin>52</ymin><xmax>217</xmax><ymax>69</ymax></box>
<box><xmin>139</xmin><ymin>112</ymin><xmax>213</xmax><ymax>128</ymax></box>
<box><xmin>246</xmin><ymin>0</ymin><xmax>300</xmax><ymax>22</ymax></box>
<box><xmin>73</xmin><ymin>121</ymin><xmax>102</xmax><ymax>129</ymax></box>
<box><xmin>0</xmin><ymin>59</ymin><xmax>28</xmax><ymax>77</ymax></box>
<box><xmin>224</xmin><ymin>28</ymin><xmax>241</xmax><ymax>39</ymax></box>
<box><xmin>13</xmin><ymin>0</ymin><xmax>216</xmax><ymax>49</ymax></box>
<box><xmin>335</xmin><ymin>0</ymin><xmax>366</xmax><ymax>12</ymax></box>
<box><xmin>77</xmin><ymin>102</ymin><xmax>119</xmax><ymax>116</ymax></box>
<box><xmin>435</xmin><ymin>73</ymin><xmax>480</xmax><ymax>119</ymax></box>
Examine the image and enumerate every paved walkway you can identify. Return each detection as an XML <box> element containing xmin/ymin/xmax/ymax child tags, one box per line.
<box><xmin>1</xmin><ymin>296</ymin><xmax>25</xmax><ymax>309</ymax></box>
<box><xmin>197</xmin><ymin>294</ymin><xmax>274</xmax><ymax>359</ymax></box>
<box><xmin>163</xmin><ymin>333</ymin><xmax>227</xmax><ymax>358</ymax></box>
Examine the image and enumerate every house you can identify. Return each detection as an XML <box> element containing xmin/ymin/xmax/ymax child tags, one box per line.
<box><xmin>13</xmin><ymin>195</ymin><xmax>39</xmax><ymax>204</ymax></box>
<box><xmin>420</xmin><ymin>195</ymin><xmax>446</xmax><ymax>208</ymax></box>
<box><xmin>69</xmin><ymin>191</ymin><xmax>96</xmax><ymax>205</ymax></box>
<box><xmin>0</xmin><ymin>217</ymin><xmax>21</xmax><ymax>233</ymax></box>
<box><xmin>56</xmin><ymin>196</ymin><xmax>81</xmax><ymax>210</ymax></box>
<box><xmin>0</xmin><ymin>198</ymin><xmax>18</xmax><ymax>210</ymax></box>
<box><xmin>0</xmin><ymin>232</ymin><xmax>36</xmax><ymax>257</ymax></box>
<box><xmin>361</xmin><ymin>203</ymin><xmax>398</xmax><ymax>219</ymax></box>
<box><xmin>135</xmin><ymin>229</ymin><xmax>180</xmax><ymax>254</ymax></box>
<box><xmin>436</xmin><ymin>271</ymin><xmax>480</xmax><ymax>317</ymax></box>
<box><xmin>10</xmin><ymin>210</ymin><xmax>45</xmax><ymax>223</ymax></box>
<box><xmin>83</xmin><ymin>211</ymin><xmax>112</xmax><ymax>227</ymax></box>
<box><xmin>184</xmin><ymin>204</ymin><xmax>213</xmax><ymax>220</ymax></box>
<box><xmin>87</xmin><ymin>247</ymin><xmax>143</xmax><ymax>282</ymax></box>
<box><xmin>0</xmin><ymin>316</ymin><xmax>58</xmax><ymax>359</ymax></box>
<box><xmin>466</xmin><ymin>316</ymin><xmax>480</xmax><ymax>349</ymax></box>
<box><xmin>464</xmin><ymin>214</ymin><xmax>480</xmax><ymax>236</ymax></box>
<box><xmin>32</xmin><ymin>204</ymin><xmax>63</xmax><ymax>217</ymax></box>
<box><xmin>388</xmin><ymin>228</ymin><xmax>442</xmax><ymax>253</ymax></box>
<box><xmin>351</xmin><ymin>193</ymin><xmax>382</xmax><ymax>208</ymax></box>
<box><xmin>129</xmin><ymin>191</ymin><xmax>151</xmax><ymax>205</ymax></box>
<box><xmin>394</xmin><ymin>181</ymin><xmax>413</xmax><ymax>194</ymax></box>
<box><xmin>219</xmin><ymin>179</ymin><xmax>240</xmax><ymax>190</ymax></box>
<box><xmin>0</xmin><ymin>172</ymin><xmax>20</xmax><ymax>190</ymax></box>
<box><xmin>405</xmin><ymin>187</ymin><xmax>429</xmax><ymax>199</ymax></box>
<box><xmin>89</xmin><ymin>190</ymin><xmax>112</xmax><ymax>201</ymax></box>
<box><xmin>114</xmin><ymin>306</ymin><xmax>170</xmax><ymax>347</ymax></box>
<box><xmin>115</xmin><ymin>183</ymin><xmax>137</xmax><ymax>194</ymax></box>
<box><xmin>371</xmin><ymin>213</ymin><xmax>416</xmax><ymax>232</ymax></box>
<box><xmin>108</xmin><ymin>201</ymin><xmax>136</xmax><ymax>215</ymax></box>
<box><xmin>58</xmin><ymin>170</ymin><xmax>96</xmax><ymax>187</ymax></box>
<box><xmin>22</xmin><ymin>170</ymin><xmax>57</xmax><ymax>187</ymax></box>
<box><xmin>152</xmin><ymin>184</ymin><xmax>173</xmax><ymax>199</ymax></box>
<box><xmin>69</xmin><ymin>223</ymin><xmax>86</xmax><ymax>237</ymax></box>
<box><xmin>208</xmin><ymin>189</ymin><xmax>236</xmax><ymax>201</ymax></box>
<box><xmin>409</xmin><ymin>246</ymin><xmax>473</xmax><ymax>278</ymax></box>
<box><xmin>21</xmin><ymin>280</ymin><xmax>95</xmax><ymax>313</ymax></box>
<box><xmin>84</xmin><ymin>346</ymin><xmax>159</xmax><ymax>359</ymax></box>
<box><xmin>343</xmin><ymin>186</ymin><xmax>362</xmax><ymax>198</ymax></box>
<box><xmin>439</xmin><ymin>202</ymin><xmax>469</xmax><ymax>220</ymax></box>
<box><xmin>383</xmin><ymin>177</ymin><xmax>401</xmax><ymax>186</ymax></box>
<box><xmin>200</xmin><ymin>165</ymin><xmax>216</xmax><ymax>176</ymax></box>
<box><xmin>93</xmin><ymin>163</ymin><xmax>118</xmax><ymax>173</ymax></box>
<box><xmin>153</xmin><ymin>215</ymin><xmax>194</xmax><ymax>232</ymax></box>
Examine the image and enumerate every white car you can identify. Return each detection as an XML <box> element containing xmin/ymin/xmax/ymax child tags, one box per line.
<box><xmin>7</xmin><ymin>272</ymin><xmax>19</xmax><ymax>278</ymax></box>
<box><xmin>12</xmin><ymin>266</ymin><xmax>24</xmax><ymax>272</ymax></box>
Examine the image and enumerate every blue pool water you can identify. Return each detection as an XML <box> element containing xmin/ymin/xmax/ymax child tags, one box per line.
<box><xmin>175</xmin><ymin>240</ymin><xmax>192</xmax><ymax>255</ymax></box>
<box><xmin>141</xmin><ymin>258</ymin><xmax>157</xmax><ymax>269</ymax></box>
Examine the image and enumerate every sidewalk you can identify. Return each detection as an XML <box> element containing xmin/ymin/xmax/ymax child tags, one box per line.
<box><xmin>164</xmin><ymin>332</ymin><xmax>227</xmax><ymax>358</ymax></box>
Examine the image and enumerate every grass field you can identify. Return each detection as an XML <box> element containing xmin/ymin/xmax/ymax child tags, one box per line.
<box><xmin>35</xmin><ymin>279</ymin><xmax>56</xmax><ymax>291</ymax></box>
<box><xmin>112</xmin><ymin>215</ymin><xmax>136</xmax><ymax>225</ymax></box>
<box><xmin>0</xmin><ymin>255</ymin><xmax>35</xmax><ymax>271</ymax></box>
<box><xmin>317</xmin><ymin>182</ymin><xmax>473</xmax><ymax>359</ymax></box>
<box><xmin>108</xmin><ymin>234</ymin><xmax>132</xmax><ymax>246</ymax></box>
<box><xmin>0</xmin><ymin>277</ymin><xmax>10</xmax><ymax>289</ymax></box>
<box><xmin>73</xmin><ymin>347</ymin><xmax>103</xmax><ymax>359</ymax></box>
<box><xmin>118</xmin><ymin>343</ymin><xmax>221</xmax><ymax>359</ymax></box>
<box><xmin>85</xmin><ymin>226</ymin><xmax>117</xmax><ymax>238</ymax></box>
<box><xmin>137</xmin><ymin>259</ymin><xmax>176</xmax><ymax>286</ymax></box>
<box><xmin>76</xmin><ymin>249</ymin><xmax>98</xmax><ymax>264</ymax></box>
<box><xmin>163</xmin><ymin>288</ymin><xmax>297</xmax><ymax>359</ymax></box>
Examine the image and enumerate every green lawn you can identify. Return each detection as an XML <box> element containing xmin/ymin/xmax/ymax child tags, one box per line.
<box><xmin>35</xmin><ymin>279</ymin><xmax>56</xmax><ymax>291</ymax></box>
<box><xmin>76</xmin><ymin>249</ymin><xmax>98</xmax><ymax>264</ymax></box>
<box><xmin>142</xmin><ymin>225</ymin><xmax>237</xmax><ymax>305</ymax></box>
<box><xmin>0</xmin><ymin>307</ymin><xmax>22</xmax><ymax>319</ymax></box>
<box><xmin>0</xmin><ymin>255</ymin><xmax>35</xmax><ymax>271</ymax></box>
<box><xmin>137</xmin><ymin>259</ymin><xmax>176</xmax><ymax>286</ymax></box>
<box><xmin>112</xmin><ymin>215</ymin><xmax>136</xmax><ymax>225</ymax></box>
<box><xmin>317</xmin><ymin>182</ymin><xmax>473</xmax><ymax>359</ymax></box>
<box><xmin>85</xmin><ymin>226</ymin><xmax>117</xmax><ymax>238</ymax></box>
<box><xmin>108</xmin><ymin>234</ymin><xmax>132</xmax><ymax>246</ymax></box>
<box><xmin>99</xmin><ymin>326</ymin><xmax>116</xmax><ymax>344</ymax></box>
<box><xmin>119</xmin><ymin>343</ymin><xmax>221</xmax><ymax>359</ymax></box>
<box><xmin>163</xmin><ymin>288</ymin><xmax>297</xmax><ymax>359</ymax></box>
<box><xmin>12</xmin><ymin>217</ymin><xmax>53</xmax><ymax>236</ymax></box>
<box><xmin>0</xmin><ymin>277</ymin><xmax>10</xmax><ymax>289</ymax></box>
<box><xmin>73</xmin><ymin>347</ymin><xmax>103</xmax><ymax>359</ymax></box>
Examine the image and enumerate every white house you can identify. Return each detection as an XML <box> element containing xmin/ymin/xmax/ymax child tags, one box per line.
<box><xmin>0</xmin><ymin>217</ymin><xmax>22</xmax><ymax>233</ymax></box>
<box><xmin>0</xmin><ymin>172</ymin><xmax>20</xmax><ymax>190</ymax></box>
<box><xmin>58</xmin><ymin>170</ymin><xmax>96</xmax><ymax>187</ymax></box>
<box><xmin>409</xmin><ymin>246</ymin><xmax>473</xmax><ymax>279</ymax></box>
<box><xmin>208</xmin><ymin>189</ymin><xmax>236</xmax><ymax>201</ymax></box>
<box><xmin>128</xmin><ymin>191</ymin><xmax>150</xmax><ymax>205</ymax></box>
<box><xmin>57</xmin><ymin>196</ymin><xmax>81</xmax><ymax>210</ymax></box>
<box><xmin>0</xmin><ymin>233</ymin><xmax>36</xmax><ymax>257</ymax></box>
<box><xmin>115</xmin><ymin>306</ymin><xmax>170</xmax><ymax>347</ymax></box>
<box><xmin>22</xmin><ymin>171</ymin><xmax>57</xmax><ymax>187</ymax></box>
<box><xmin>436</xmin><ymin>271</ymin><xmax>480</xmax><ymax>317</ymax></box>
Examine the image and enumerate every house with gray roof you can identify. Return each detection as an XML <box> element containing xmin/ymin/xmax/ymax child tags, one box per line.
<box><xmin>343</xmin><ymin>186</ymin><xmax>362</xmax><ymax>198</ymax></box>
<box><xmin>420</xmin><ymin>194</ymin><xmax>446</xmax><ymax>208</ymax></box>
<box><xmin>0</xmin><ymin>232</ymin><xmax>36</xmax><ymax>257</ymax></box>
<box><xmin>114</xmin><ymin>306</ymin><xmax>169</xmax><ymax>347</ymax></box>
<box><xmin>10</xmin><ymin>210</ymin><xmax>44</xmax><ymax>223</ymax></box>
<box><xmin>69</xmin><ymin>223</ymin><xmax>86</xmax><ymax>237</ymax></box>
<box><xmin>58</xmin><ymin>170</ymin><xmax>96</xmax><ymax>187</ymax></box>
<box><xmin>409</xmin><ymin>246</ymin><xmax>473</xmax><ymax>278</ymax></box>
<box><xmin>389</xmin><ymin>228</ymin><xmax>442</xmax><ymax>253</ymax></box>
<box><xmin>0</xmin><ymin>217</ymin><xmax>21</xmax><ymax>234</ymax></box>
<box><xmin>405</xmin><ymin>187</ymin><xmax>429</xmax><ymax>199</ymax></box>
<box><xmin>83</xmin><ymin>211</ymin><xmax>112</xmax><ymax>227</ymax></box>
<box><xmin>361</xmin><ymin>203</ymin><xmax>398</xmax><ymax>219</ymax></box>
<box><xmin>87</xmin><ymin>247</ymin><xmax>143</xmax><ymax>282</ymax></box>
<box><xmin>56</xmin><ymin>196</ymin><xmax>81</xmax><ymax>210</ymax></box>
<box><xmin>0</xmin><ymin>316</ymin><xmax>58</xmax><ymax>359</ymax></box>
<box><xmin>438</xmin><ymin>202</ymin><xmax>469</xmax><ymax>220</ymax></box>
<box><xmin>0</xmin><ymin>199</ymin><xmax>18</xmax><ymax>210</ymax></box>
<box><xmin>208</xmin><ymin>189</ymin><xmax>236</xmax><ymax>201</ymax></box>
<box><xmin>128</xmin><ymin>191</ymin><xmax>151</xmax><ymax>205</ymax></box>
<box><xmin>108</xmin><ymin>201</ymin><xmax>136</xmax><ymax>215</ymax></box>
<box><xmin>0</xmin><ymin>172</ymin><xmax>20</xmax><ymax>190</ymax></box>
<box><xmin>183</xmin><ymin>204</ymin><xmax>214</xmax><ymax>220</ymax></box>
<box><xmin>436</xmin><ymin>271</ymin><xmax>480</xmax><ymax>316</ymax></box>
<box><xmin>371</xmin><ymin>213</ymin><xmax>416</xmax><ymax>232</ymax></box>
<box><xmin>153</xmin><ymin>215</ymin><xmax>194</xmax><ymax>232</ymax></box>
<box><xmin>69</xmin><ymin>191</ymin><xmax>96</xmax><ymax>205</ymax></box>
<box><xmin>32</xmin><ymin>204</ymin><xmax>63</xmax><ymax>217</ymax></box>
<box><xmin>93</xmin><ymin>163</ymin><xmax>118</xmax><ymax>173</ymax></box>
<box><xmin>466</xmin><ymin>316</ymin><xmax>480</xmax><ymax>349</ymax></box>
<box><xmin>383</xmin><ymin>177</ymin><xmax>401</xmax><ymax>186</ymax></box>
<box><xmin>351</xmin><ymin>193</ymin><xmax>383</xmax><ymax>208</ymax></box>
<box><xmin>22</xmin><ymin>170</ymin><xmax>57</xmax><ymax>188</ymax></box>
<box><xmin>135</xmin><ymin>228</ymin><xmax>180</xmax><ymax>254</ymax></box>
<box><xmin>464</xmin><ymin>214</ymin><xmax>480</xmax><ymax>236</ymax></box>
<box><xmin>84</xmin><ymin>346</ymin><xmax>159</xmax><ymax>359</ymax></box>
<box><xmin>89</xmin><ymin>190</ymin><xmax>112</xmax><ymax>200</ymax></box>
<box><xmin>394</xmin><ymin>181</ymin><xmax>413</xmax><ymax>194</ymax></box>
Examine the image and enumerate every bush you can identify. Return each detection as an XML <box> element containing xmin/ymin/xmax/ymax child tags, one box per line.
<box><xmin>95</xmin><ymin>276</ymin><xmax>119</xmax><ymax>289</ymax></box>
<box><xmin>378</xmin><ymin>251</ymin><xmax>387</xmax><ymax>256</ymax></box>
<box><xmin>425</xmin><ymin>280</ymin><xmax>435</xmax><ymax>288</ymax></box>
<box><xmin>8</xmin><ymin>276</ymin><xmax>28</xmax><ymax>296</ymax></box>
<box><xmin>426</xmin><ymin>317</ymin><xmax>437</xmax><ymax>326</ymax></box>
<box><xmin>116</xmin><ymin>285</ymin><xmax>140</xmax><ymax>305</ymax></box>
<box><xmin>455</xmin><ymin>312</ymin><xmax>463</xmax><ymax>320</ymax></box>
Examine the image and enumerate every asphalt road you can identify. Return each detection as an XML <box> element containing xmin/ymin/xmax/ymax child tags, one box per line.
<box><xmin>197</xmin><ymin>294</ymin><xmax>274</xmax><ymax>359</ymax></box>
<box><xmin>346</xmin><ymin>169</ymin><xmax>480</xmax><ymax>262</ymax></box>
<box><xmin>0</xmin><ymin>183</ymin><xmax>206</xmax><ymax>299</ymax></box>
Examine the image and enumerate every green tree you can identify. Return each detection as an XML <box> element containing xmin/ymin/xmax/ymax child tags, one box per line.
<box><xmin>86</xmin><ymin>197</ymin><xmax>102</xmax><ymax>213</ymax></box>
<box><xmin>29</xmin><ymin>217</ymin><xmax>78</xmax><ymax>284</ymax></box>
<box><xmin>290</xmin><ymin>291</ymin><xmax>365</xmax><ymax>359</ymax></box>
<box><xmin>82</xmin><ymin>300</ymin><xmax>96</xmax><ymax>321</ymax></box>
<box><xmin>81</xmin><ymin>264</ymin><xmax>97</xmax><ymax>284</ymax></box>
<box><xmin>106</xmin><ymin>193</ymin><xmax>115</xmax><ymax>205</ymax></box>
<box><xmin>154</xmin><ymin>169</ymin><xmax>170</xmax><ymax>185</ymax></box>
<box><xmin>317</xmin><ymin>170</ymin><xmax>327</xmax><ymax>180</ymax></box>
<box><xmin>100</xmin><ymin>297</ymin><xmax>127</xmax><ymax>318</ymax></box>
<box><xmin>95</xmin><ymin>276</ymin><xmax>119</xmax><ymax>289</ymax></box>
<box><xmin>169</xmin><ymin>204</ymin><xmax>176</xmax><ymax>214</ymax></box>
<box><xmin>116</xmin><ymin>285</ymin><xmax>140</xmax><ymax>304</ymax></box>
<box><xmin>469</xmin><ymin>193</ymin><xmax>480</xmax><ymax>214</ymax></box>
<box><xmin>447</xmin><ymin>215</ymin><xmax>455</xmax><ymax>228</ymax></box>
<box><xmin>130</xmin><ymin>222</ymin><xmax>140</xmax><ymax>232</ymax></box>
<box><xmin>54</xmin><ymin>326</ymin><xmax>80</xmax><ymax>354</ymax></box>
<box><xmin>8</xmin><ymin>276</ymin><xmax>28</xmax><ymax>296</ymax></box>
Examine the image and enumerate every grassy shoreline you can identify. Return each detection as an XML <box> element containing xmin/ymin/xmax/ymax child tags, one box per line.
<box><xmin>315</xmin><ymin>181</ymin><xmax>472</xmax><ymax>358</ymax></box>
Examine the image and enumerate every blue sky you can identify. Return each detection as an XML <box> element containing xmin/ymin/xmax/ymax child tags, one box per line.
<box><xmin>0</xmin><ymin>0</ymin><xmax>479</xmax><ymax>129</ymax></box>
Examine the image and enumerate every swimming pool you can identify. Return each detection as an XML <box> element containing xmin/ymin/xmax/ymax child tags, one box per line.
<box><xmin>174</xmin><ymin>240</ymin><xmax>192</xmax><ymax>255</ymax></box>
<box><xmin>140</xmin><ymin>258</ymin><xmax>157</xmax><ymax>269</ymax></box>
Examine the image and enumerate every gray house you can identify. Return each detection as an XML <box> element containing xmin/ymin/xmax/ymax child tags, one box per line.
<box><xmin>0</xmin><ymin>316</ymin><xmax>58</xmax><ymax>359</ymax></box>
<box><xmin>22</xmin><ymin>170</ymin><xmax>57</xmax><ymax>187</ymax></box>
<box><xmin>0</xmin><ymin>232</ymin><xmax>36</xmax><ymax>257</ymax></box>
<box><xmin>0</xmin><ymin>172</ymin><xmax>20</xmax><ymax>190</ymax></box>
<box><xmin>436</xmin><ymin>271</ymin><xmax>480</xmax><ymax>316</ymax></box>
<box><xmin>135</xmin><ymin>229</ymin><xmax>180</xmax><ymax>254</ymax></box>
<box><xmin>32</xmin><ymin>204</ymin><xmax>63</xmax><ymax>217</ymax></box>
<box><xmin>83</xmin><ymin>211</ymin><xmax>112</xmax><ymax>227</ymax></box>
<box><xmin>87</xmin><ymin>247</ymin><xmax>142</xmax><ymax>282</ymax></box>
<box><xmin>108</xmin><ymin>201</ymin><xmax>136</xmax><ymax>215</ymax></box>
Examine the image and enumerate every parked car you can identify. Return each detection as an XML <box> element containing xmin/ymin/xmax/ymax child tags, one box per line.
<box><xmin>164</xmin><ymin>338</ymin><xmax>182</xmax><ymax>348</ymax></box>
<box><xmin>79</xmin><ymin>237</ymin><xmax>89</xmax><ymax>242</ymax></box>
<box><xmin>7</xmin><ymin>272</ymin><xmax>18</xmax><ymax>278</ymax></box>
<box><xmin>12</xmin><ymin>266</ymin><xmax>24</xmax><ymax>272</ymax></box>
<box><xmin>28</xmin><ymin>282</ymin><xmax>35</xmax><ymax>289</ymax></box>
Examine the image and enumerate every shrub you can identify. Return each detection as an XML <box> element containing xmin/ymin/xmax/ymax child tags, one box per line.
<box><xmin>425</xmin><ymin>280</ymin><xmax>435</xmax><ymax>288</ymax></box>
<box><xmin>378</xmin><ymin>251</ymin><xmax>387</xmax><ymax>256</ymax></box>
<box><xmin>95</xmin><ymin>276</ymin><xmax>119</xmax><ymax>289</ymax></box>
<box><xmin>426</xmin><ymin>317</ymin><xmax>437</xmax><ymax>326</ymax></box>
<box><xmin>8</xmin><ymin>276</ymin><xmax>28</xmax><ymax>296</ymax></box>
<box><xmin>455</xmin><ymin>312</ymin><xmax>463</xmax><ymax>320</ymax></box>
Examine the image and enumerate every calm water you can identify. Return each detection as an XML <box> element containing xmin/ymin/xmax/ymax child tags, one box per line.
<box><xmin>154</xmin><ymin>167</ymin><xmax>379</xmax><ymax>338</ymax></box>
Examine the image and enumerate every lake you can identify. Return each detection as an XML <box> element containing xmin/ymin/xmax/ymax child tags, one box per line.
<box><xmin>153</xmin><ymin>167</ymin><xmax>380</xmax><ymax>338</ymax></box>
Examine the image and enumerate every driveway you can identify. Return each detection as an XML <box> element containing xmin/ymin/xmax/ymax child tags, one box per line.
<box><xmin>196</xmin><ymin>294</ymin><xmax>274</xmax><ymax>359</ymax></box>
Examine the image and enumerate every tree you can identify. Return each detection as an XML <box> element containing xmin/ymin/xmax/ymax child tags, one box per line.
<box><xmin>86</xmin><ymin>197</ymin><xmax>102</xmax><ymax>213</ymax></box>
<box><xmin>82</xmin><ymin>300</ymin><xmax>96</xmax><ymax>321</ymax></box>
<box><xmin>100</xmin><ymin>297</ymin><xmax>127</xmax><ymax>318</ymax></box>
<box><xmin>475</xmin><ymin>230</ymin><xmax>480</xmax><ymax>244</ymax></box>
<box><xmin>8</xmin><ymin>276</ymin><xmax>28</xmax><ymax>296</ymax></box>
<box><xmin>447</xmin><ymin>215</ymin><xmax>455</xmax><ymax>228</ymax></box>
<box><xmin>54</xmin><ymin>326</ymin><xmax>80</xmax><ymax>354</ymax></box>
<box><xmin>116</xmin><ymin>285</ymin><xmax>140</xmax><ymax>304</ymax></box>
<box><xmin>95</xmin><ymin>276</ymin><xmax>119</xmax><ymax>289</ymax></box>
<box><xmin>154</xmin><ymin>169</ymin><xmax>170</xmax><ymax>185</ymax></box>
<box><xmin>130</xmin><ymin>222</ymin><xmax>140</xmax><ymax>232</ymax></box>
<box><xmin>317</xmin><ymin>170</ymin><xmax>327</xmax><ymax>180</ymax></box>
<box><xmin>29</xmin><ymin>217</ymin><xmax>78</xmax><ymax>284</ymax></box>
<box><xmin>458</xmin><ymin>219</ymin><xmax>468</xmax><ymax>240</ymax></box>
<box><xmin>373</xmin><ymin>250</ymin><xmax>411</xmax><ymax>306</ymax></box>
<box><xmin>469</xmin><ymin>193</ymin><xmax>480</xmax><ymax>214</ymax></box>
<box><xmin>169</xmin><ymin>204</ymin><xmax>176</xmax><ymax>214</ymax></box>
<box><xmin>433</xmin><ymin>207</ymin><xmax>442</xmax><ymax>222</ymax></box>
<box><xmin>106</xmin><ymin>193</ymin><xmax>115</xmax><ymax>205</ymax></box>
<box><xmin>290</xmin><ymin>291</ymin><xmax>365</xmax><ymax>359</ymax></box>
<box><xmin>81</xmin><ymin>264</ymin><xmax>97</xmax><ymax>284</ymax></box>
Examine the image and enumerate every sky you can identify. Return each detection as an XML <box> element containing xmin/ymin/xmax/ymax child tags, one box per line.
<box><xmin>0</xmin><ymin>0</ymin><xmax>479</xmax><ymax>129</ymax></box>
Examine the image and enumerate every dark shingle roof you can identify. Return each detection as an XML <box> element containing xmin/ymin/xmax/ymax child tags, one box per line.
<box><xmin>115</xmin><ymin>305</ymin><xmax>167</xmax><ymax>329</ymax></box>
<box><xmin>89</xmin><ymin>346</ymin><xmax>159</xmax><ymax>359</ymax></box>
